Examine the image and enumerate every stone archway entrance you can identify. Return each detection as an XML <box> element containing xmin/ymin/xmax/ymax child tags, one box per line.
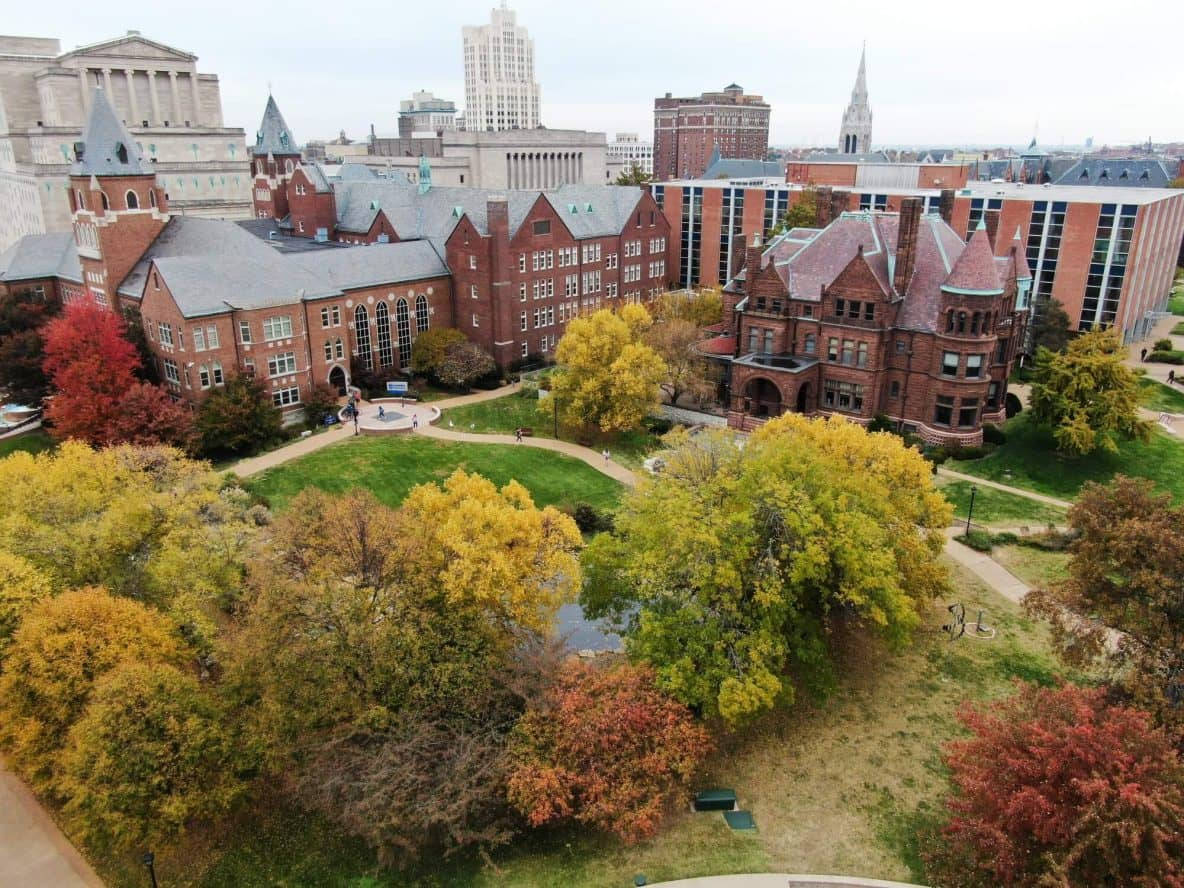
<box><xmin>328</xmin><ymin>365</ymin><xmax>347</xmax><ymax>395</ymax></box>
<box><xmin>796</xmin><ymin>381</ymin><xmax>811</xmax><ymax>413</ymax></box>
<box><xmin>742</xmin><ymin>377</ymin><xmax>784</xmax><ymax>418</ymax></box>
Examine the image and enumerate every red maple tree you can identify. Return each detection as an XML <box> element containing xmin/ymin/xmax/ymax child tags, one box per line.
<box><xmin>927</xmin><ymin>683</ymin><xmax>1184</xmax><ymax>888</ymax></box>
<box><xmin>507</xmin><ymin>660</ymin><xmax>712</xmax><ymax>843</ymax></box>
<box><xmin>42</xmin><ymin>299</ymin><xmax>192</xmax><ymax>449</ymax></box>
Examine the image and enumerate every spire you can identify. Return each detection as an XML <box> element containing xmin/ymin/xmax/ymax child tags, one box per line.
<box><xmin>853</xmin><ymin>42</ymin><xmax>868</xmax><ymax>102</ymax></box>
<box><xmin>839</xmin><ymin>45</ymin><xmax>872</xmax><ymax>154</ymax></box>
<box><xmin>70</xmin><ymin>88</ymin><xmax>153</xmax><ymax>177</ymax></box>
<box><xmin>252</xmin><ymin>94</ymin><xmax>297</xmax><ymax>157</ymax></box>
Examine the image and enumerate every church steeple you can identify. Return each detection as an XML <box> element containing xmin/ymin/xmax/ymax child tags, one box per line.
<box><xmin>250</xmin><ymin>93</ymin><xmax>300</xmax><ymax>220</ymax></box>
<box><xmin>839</xmin><ymin>45</ymin><xmax>873</xmax><ymax>155</ymax></box>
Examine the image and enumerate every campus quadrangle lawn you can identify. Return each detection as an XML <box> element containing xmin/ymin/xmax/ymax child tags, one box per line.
<box><xmin>1137</xmin><ymin>376</ymin><xmax>1184</xmax><ymax>413</ymax></box>
<box><xmin>937</xmin><ymin>477</ymin><xmax>1066</xmax><ymax>528</ymax></box>
<box><xmin>947</xmin><ymin>410</ymin><xmax>1184</xmax><ymax>501</ymax></box>
<box><xmin>243</xmin><ymin>434</ymin><xmax>623</xmax><ymax>512</ymax></box>
<box><xmin>87</xmin><ymin>559</ymin><xmax>1064</xmax><ymax>888</ymax></box>
<box><xmin>0</xmin><ymin>429</ymin><xmax>53</xmax><ymax>459</ymax></box>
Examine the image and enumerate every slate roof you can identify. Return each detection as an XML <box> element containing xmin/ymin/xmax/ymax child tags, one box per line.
<box><xmin>252</xmin><ymin>95</ymin><xmax>297</xmax><ymax>157</ymax></box>
<box><xmin>287</xmin><ymin>240</ymin><xmax>448</xmax><ymax>290</ymax></box>
<box><xmin>71</xmin><ymin>88</ymin><xmax>154</xmax><ymax>177</ymax></box>
<box><xmin>0</xmin><ymin>232</ymin><xmax>81</xmax><ymax>283</ymax></box>
<box><xmin>1055</xmin><ymin>158</ymin><xmax>1173</xmax><ymax>188</ymax></box>
<box><xmin>942</xmin><ymin>225</ymin><xmax>1003</xmax><ymax>294</ymax></box>
<box><xmin>805</xmin><ymin>151</ymin><xmax>889</xmax><ymax>163</ymax></box>
<box><xmin>300</xmin><ymin>163</ymin><xmax>332</xmax><ymax>193</ymax></box>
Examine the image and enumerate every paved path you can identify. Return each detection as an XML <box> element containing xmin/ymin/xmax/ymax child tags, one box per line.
<box><xmin>935</xmin><ymin>466</ymin><xmax>1073</xmax><ymax>510</ymax></box>
<box><xmin>229</xmin><ymin>384</ymin><xmax>521</xmax><ymax>478</ymax></box>
<box><xmin>0</xmin><ymin>758</ymin><xmax>103</xmax><ymax>887</ymax></box>
<box><xmin>941</xmin><ymin>527</ymin><xmax>1031</xmax><ymax>605</ymax></box>
<box><xmin>647</xmin><ymin>874</ymin><xmax>925</xmax><ymax>888</ymax></box>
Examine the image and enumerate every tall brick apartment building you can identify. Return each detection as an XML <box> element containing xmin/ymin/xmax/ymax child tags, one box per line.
<box><xmin>0</xmin><ymin>91</ymin><xmax>673</xmax><ymax>421</ymax></box>
<box><xmin>653</xmin><ymin>85</ymin><xmax>770</xmax><ymax>182</ymax></box>
<box><xmin>708</xmin><ymin>199</ymin><xmax>1031</xmax><ymax>445</ymax></box>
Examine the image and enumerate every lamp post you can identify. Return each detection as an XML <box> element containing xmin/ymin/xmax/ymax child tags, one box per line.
<box><xmin>552</xmin><ymin>392</ymin><xmax>559</xmax><ymax>440</ymax></box>
<box><xmin>142</xmin><ymin>851</ymin><xmax>158</xmax><ymax>888</ymax></box>
<box><xmin>966</xmin><ymin>484</ymin><xmax>978</xmax><ymax>535</ymax></box>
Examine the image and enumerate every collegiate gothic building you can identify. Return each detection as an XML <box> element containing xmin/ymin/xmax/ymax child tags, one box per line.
<box><xmin>706</xmin><ymin>197</ymin><xmax>1032</xmax><ymax>445</ymax></box>
<box><xmin>0</xmin><ymin>92</ymin><xmax>674</xmax><ymax>420</ymax></box>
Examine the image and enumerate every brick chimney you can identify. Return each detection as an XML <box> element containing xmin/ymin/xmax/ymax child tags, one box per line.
<box><xmin>744</xmin><ymin>231</ymin><xmax>763</xmax><ymax>293</ymax></box>
<box><xmin>486</xmin><ymin>197</ymin><xmax>511</xmax><ymax>364</ymax></box>
<box><xmin>983</xmin><ymin>209</ymin><xmax>1000</xmax><ymax>251</ymax></box>
<box><xmin>939</xmin><ymin>188</ymin><xmax>955</xmax><ymax>225</ymax></box>
<box><xmin>831</xmin><ymin>189</ymin><xmax>850</xmax><ymax>224</ymax></box>
<box><xmin>895</xmin><ymin>198</ymin><xmax>922</xmax><ymax>294</ymax></box>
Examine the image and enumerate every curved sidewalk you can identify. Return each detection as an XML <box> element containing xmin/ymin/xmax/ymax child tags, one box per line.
<box><xmin>645</xmin><ymin>874</ymin><xmax>925</xmax><ymax>888</ymax></box>
<box><xmin>935</xmin><ymin>466</ymin><xmax>1072</xmax><ymax>510</ymax></box>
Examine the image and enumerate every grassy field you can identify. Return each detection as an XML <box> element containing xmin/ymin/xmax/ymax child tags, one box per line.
<box><xmin>440</xmin><ymin>390</ymin><xmax>663</xmax><ymax>470</ymax></box>
<box><xmin>0</xmin><ymin>429</ymin><xmax>53</xmax><ymax>458</ymax></box>
<box><xmin>243</xmin><ymin>434</ymin><xmax>623</xmax><ymax>513</ymax></box>
<box><xmin>991</xmin><ymin>544</ymin><xmax>1071</xmax><ymax>589</ymax></box>
<box><xmin>1138</xmin><ymin>376</ymin><xmax>1184</xmax><ymax>412</ymax></box>
<box><xmin>947</xmin><ymin>411</ymin><xmax>1184</xmax><ymax>501</ymax></box>
<box><xmin>938</xmin><ymin>478</ymin><xmax>1066</xmax><ymax>528</ymax></box>
<box><xmin>87</xmin><ymin>559</ymin><xmax>1066</xmax><ymax>888</ymax></box>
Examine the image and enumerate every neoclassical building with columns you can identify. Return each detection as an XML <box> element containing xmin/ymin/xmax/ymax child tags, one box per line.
<box><xmin>0</xmin><ymin>30</ymin><xmax>251</xmax><ymax>252</ymax></box>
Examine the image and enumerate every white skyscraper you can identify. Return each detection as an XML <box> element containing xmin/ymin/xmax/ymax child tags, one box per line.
<box><xmin>462</xmin><ymin>3</ymin><xmax>541</xmax><ymax>132</ymax></box>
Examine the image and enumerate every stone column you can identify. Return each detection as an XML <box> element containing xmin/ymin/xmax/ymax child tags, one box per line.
<box><xmin>189</xmin><ymin>73</ymin><xmax>202</xmax><ymax>126</ymax></box>
<box><xmin>78</xmin><ymin>69</ymin><xmax>90</xmax><ymax>115</ymax></box>
<box><xmin>147</xmin><ymin>71</ymin><xmax>161</xmax><ymax>124</ymax></box>
<box><xmin>101</xmin><ymin>68</ymin><xmax>113</xmax><ymax>97</ymax></box>
<box><xmin>124</xmin><ymin>69</ymin><xmax>139</xmax><ymax>124</ymax></box>
<box><xmin>168</xmin><ymin>71</ymin><xmax>182</xmax><ymax>124</ymax></box>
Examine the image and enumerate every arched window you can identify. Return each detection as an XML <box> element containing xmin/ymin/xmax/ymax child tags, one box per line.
<box><xmin>100</xmin><ymin>192</ymin><xmax>110</xmax><ymax>211</ymax></box>
<box><xmin>335</xmin><ymin>338</ymin><xmax>344</xmax><ymax>359</ymax></box>
<box><xmin>956</xmin><ymin>311</ymin><xmax>966</xmax><ymax>334</ymax></box>
<box><xmin>396</xmin><ymin>299</ymin><xmax>412</xmax><ymax>364</ymax></box>
<box><xmin>415</xmin><ymin>293</ymin><xmax>429</xmax><ymax>334</ymax></box>
<box><xmin>971</xmin><ymin>312</ymin><xmax>981</xmax><ymax>335</ymax></box>
<box><xmin>149</xmin><ymin>189</ymin><xmax>157</xmax><ymax>208</ymax></box>
<box><xmin>375</xmin><ymin>301</ymin><xmax>394</xmax><ymax>368</ymax></box>
<box><xmin>285</xmin><ymin>159</ymin><xmax>294</xmax><ymax>174</ymax></box>
<box><xmin>74</xmin><ymin>189</ymin><xmax>84</xmax><ymax>211</ymax></box>
<box><xmin>324</xmin><ymin>341</ymin><xmax>333</xmax><ymax>361</ymax></box>
<box><xmin>354</xmin><ymin>305</ymin><xmax>372</xmax><ymax>370</ymax></box>
<box><xmin>198</xmin><ymin>365</ymin><xmax>210</xmax><ymax>388</ymax></box>
<box><xmin>125</xmin><ymin>190</ymin><xmax>139</xmax><ymax>210</ymax></box>
<box><xmin>946</xmin><ymin>310</ymin><xmax>954</xmax><ymax>333</ymax></box>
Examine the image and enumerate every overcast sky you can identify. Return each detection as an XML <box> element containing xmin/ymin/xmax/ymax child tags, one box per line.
<box><xmin>9</xmin><ymin>0</ymin><xmax>1183</xmax><ymax>149</ymax></box>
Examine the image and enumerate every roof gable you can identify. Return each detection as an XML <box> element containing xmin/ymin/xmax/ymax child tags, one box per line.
<box><xmin>59</xmin><ymin>34</ymin><xmax>196</xmax><ymax>63</ymax></box>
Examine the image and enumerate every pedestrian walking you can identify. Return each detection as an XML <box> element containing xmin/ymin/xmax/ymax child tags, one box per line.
<box><xmin>602</xmin><ymin>448</ymin><xmax>610</xmax><ymax>464</ymax></box>
<box><xmin>515</xmin><ymin>427</ymin><xmax>523</xmax><ymax>443</ymax></box>
<box><xmin>377</xmin><ymin>405</ymin><xmax>385</xmax><ymax>419</ymax></box>
<box><xmin>1170</xmin><ymin>370</ymin><xmax>1177</xmax><ymax>385</ymax></box>
<box><xmin>1142</xmin><ymin>347</ymin><xmax>1148</xmax><ymax>362</ymax></box>
<box><xmin>412</xmin><ymin>414</ymin><xmax>419</xmax><ymax>429</ymax></box>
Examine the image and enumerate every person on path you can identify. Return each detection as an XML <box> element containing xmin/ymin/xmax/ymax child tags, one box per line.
<box><xmin>602</xmin><ymin>448</ymin><xmax>610</xmax><ymax>464</ymax></box>
<box><xmin>1170</xmin><ymin>370</ymin><xmax>1177</xmax><ymax>385</ymax></box>
<box><xmin>1142</xmin><ymin>347</ymin><xmax>1148</xmax><ymax>362</ymax></box>
<box><xmin>412</xmin><ymin>414</ymin><xmax>419</xmax><ymax>429</ymax></box>
<box><xmin>378</xmin><ymin>405</ymin><xmax>385</xmax><ymax>419</ymax></box>
<box><xmin>515</xmin><ymin>427</ymin><xmax>523</xmax><ymax>443</ymax></box>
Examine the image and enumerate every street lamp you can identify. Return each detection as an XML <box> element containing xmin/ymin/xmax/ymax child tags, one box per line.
<box><xmin>552</xmin><ymin>392</ymin><xmax>559</xmax><ymax>440</ymax></box>
<box><xmin>142</xmin><ymin>851</ymin><xmax>158</xmax><ymax>888</ymax></box>
<box><xmin>966</xmin><ymin>484</ymin><xmax>978</xmax><ymax>535</ymax></box>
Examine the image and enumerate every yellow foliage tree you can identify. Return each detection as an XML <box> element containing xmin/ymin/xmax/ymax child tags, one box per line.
<box><xmin>0</xmin><ymin>587</ymin><xmax>188</xmax><ymax>790</ymax></box>
<box><xmin>0</xmin><ymin>551</ymin><xmax>50</xmax><ymax>658</ymax></box>
<box><xmin>0</xmin><ymin>442</ymin><xmax>258</xmax><ymax>640</ymax></box>
<box><xmin>543</xmin><ymin>306</ymin><xmax>666</xmax><ymax>434</ymax></box>
<box><xmin>652</xmin><ymin>289</ymin><xmax>724</xmax><ymax>328</ymax></box>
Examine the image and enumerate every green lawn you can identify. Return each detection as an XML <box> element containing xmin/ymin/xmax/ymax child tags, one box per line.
<box><xmin>947</xmin><ymin>411</ymin><xmax>1184</xmax><ymax>502</ymax></box>
<box><xmin>991</xmin><ymin>544</ymin><xmax>1071</xmax><ymax>589</ymax></box>
<box><xmin>938</xmin><ymin>478</ymin><xmax>1066</xmax><ymax>528</ymax></box>
<box><xmin>244</xmin><ymin>434</ymin><xmax>623</xmax><ymax>513</ymax></box>
<box><xmin>441</xmin><ymin>391</ymin><xmax>663</xmax><ymax>471</ymax></box>
<box><xmin>90</xmin><ymin>559</ymin><xmax>1066</xmax><ymax>888</ymax></box>
<box><xmin>1138</xmin><ymin>376</ymin><xmax>1184</xmax><ymax>412</ymax></box>
<box><xmin>0</xmin><ymin>429</ymin><xmax>53</xmax><ymax>458</ymax></box>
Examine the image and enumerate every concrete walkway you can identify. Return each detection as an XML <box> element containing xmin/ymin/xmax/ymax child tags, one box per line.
<box><xmin>942</xmin><ymin>528</ymin><xmax>1031</xmax><ymax>605</ymax></box>
<box><xmin>646</xmin><ymin>874</ymin><xmax>925</xmax><ymax>888</ymax></box>
<box><xmin>935</xmin><ymin>466</ymin><xmax>1073</xmax><ymax>510</ymax></box>
<box><xmin>229</xmin><ymin>383</ymin><xmax>521</xmax><ymax>478</ymax></box>
<box><xmin>0</xmin><ymin>758</ymin><xmax>103</xmax><ymax>887</ymax></box>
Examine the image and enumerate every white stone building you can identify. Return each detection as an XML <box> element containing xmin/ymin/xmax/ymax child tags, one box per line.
<box><xmin>607</xmin><ymin>132</ymin><xmax>654</xmax><ymax>176</ymax></box>
<box><xmin>462</xmin><ymin>3</ymin><xmax>541</xmax><ymax>132</ymax></box>
<box><xmin>398</xmin><ymin>91</ymin><xmax>457</xmax><ymax>138</ymax></box>
<box><xmin>0</xmin><ymin>31</ymin><xmax>251</xmax><ymax>252</ymax></box>
<box><xmin>838</xmin><ymin>46</ymin><xmax>873</xmax><ymax>155</ymax></box>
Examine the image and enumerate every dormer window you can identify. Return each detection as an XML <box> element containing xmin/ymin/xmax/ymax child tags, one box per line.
<box><xmin>115</xmin><ymin>142</ymin><xmax>128</xmax><ymax>164</ymax></box>
<box><xmin>1079</xmin><ymin>169</ymin><xmax>1089</xmax><ymax>179</ymax></box>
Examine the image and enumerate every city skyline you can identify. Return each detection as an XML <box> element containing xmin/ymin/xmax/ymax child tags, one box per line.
<box><xmin>4</xmin><ymin>0</ymin><xmax>1182</xmax><ymax>150</ymax></box>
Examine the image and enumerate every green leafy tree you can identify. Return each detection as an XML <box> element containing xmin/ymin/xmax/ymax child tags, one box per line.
<box><xmin>1026</xmin><ymin>476</ymin><xmax>1184</xmax><ymax>733</ymax></box>
<box><xmin>302</xmin><ymin>382</ymin><xmax>340</xmax><ymax>429</ymax></box>
<box><xmin>646</xmin><ymin>318</ymin><xmax>715</xmax><ymax>406</ymax></box>
<box><xmin>614</xmin><ymin>162</ymin><xmax>652</xmax><ymax>186</ymax></box>
<box><xmin>542</xmin><ymin>305</ymin><xmax>665</xmax><ymax>435</ymax></box>
<box><xmin>771</xmin><ymin>188</ymin><xmax>818</xmax><ymax>234</ymax></box>
<box><xmin>1028</xmin><ymin>297</ymin><xmax>1072</xmax><ymax>353</ymax></box>
<box><xmin>0</xmin><ymin>587</ymin><xmax>188</xmax><ymax>790</ymax></box>
<box><xmin>410</xmin><ymin>328</ymin><xmax>467</xmax><ymax>378</ymax></box>
<box><xmin>195</xmin><ymin>373</ymin><xmax>283</xmax><ymax>457</ymax></box>
<box><xmin>58</xmin><ymin>662</ymin><xmax>249</xmax><ymax>850</ymax></box>
<box><xmin>583</xmin><ymin>416</ymin><xmax>951</xmax><ymax>724</ymax></box>
<box><xmin>1029</xmin><ymin>327</ymin><xmax>1150</xmax><ymax>456</ymax></box>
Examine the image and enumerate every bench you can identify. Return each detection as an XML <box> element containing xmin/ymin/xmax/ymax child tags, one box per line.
<box><xmin>693</xmin><ymin>788</ymin><xmax>737</xmax><ymax>812</ymax></box>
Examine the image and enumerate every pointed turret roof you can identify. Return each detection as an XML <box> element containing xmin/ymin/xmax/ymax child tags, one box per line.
<box><xmin>70</xmin><ymin>88</ymin><xmax>153</xmax><ymax>177</ymax></box>
<box><xmin>853</xmin><ymin>44</ymin><xmax>868</xmax><ymax>100</ymax></box>
<box><xmin>942</xmin><ymin>225</ymin><xmax>1003</xmax><ymax>294</ymax></box>
<box><xmin>252</xmin><ymin>94</ymin><xmax>297</xmax><ymax>157</ymax></box>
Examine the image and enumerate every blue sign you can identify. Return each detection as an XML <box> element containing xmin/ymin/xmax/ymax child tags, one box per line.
<box><xmin>386</xmin><ymin>381</ymin><xmax>408</xmax><ymax>394</ymax></box>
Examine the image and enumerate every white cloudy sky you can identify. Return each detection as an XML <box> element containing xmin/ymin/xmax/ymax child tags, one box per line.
<box><xmin>9</xmin><ymin>0</ymin><xmax>1183</xmax><ymax>149</ymax></box>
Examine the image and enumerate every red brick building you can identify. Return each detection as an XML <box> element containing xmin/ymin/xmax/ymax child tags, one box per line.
<box><xmin>3</xmin><ymin>91</ymin><xmax>673</xmax><ymax>422</ymax></box>
<box><xmin>653</xmin><ymin>85</ymin><xmax>770</xmax><ymax>182</ymax></box>
<box><xmin>708</xmin><ymin>198</ymin><xmax>1031</xmax><ymax>445</ymax></box>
